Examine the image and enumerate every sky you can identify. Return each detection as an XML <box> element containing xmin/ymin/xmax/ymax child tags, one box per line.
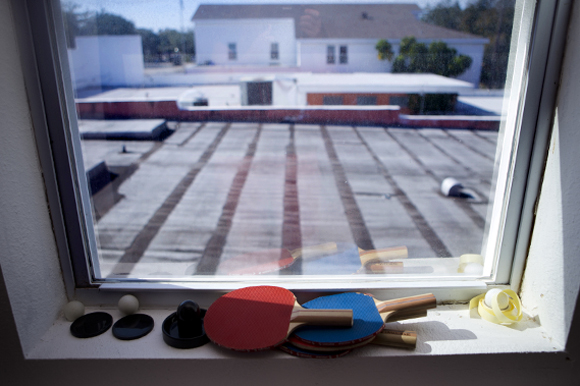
<box><xmin>66</xmin><ymin>0</ymin><xmax>473</xmax><ymax>32</ymax></box>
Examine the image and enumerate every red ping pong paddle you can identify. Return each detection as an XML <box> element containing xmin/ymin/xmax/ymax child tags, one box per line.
<box><xmin>204</xmin><ymin>286</ymin><xmax>353</xmax><ymax>351</ymax></box>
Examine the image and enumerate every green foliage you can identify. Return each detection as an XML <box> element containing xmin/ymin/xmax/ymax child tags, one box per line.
<box><xmin>375</xmin><ymin>39</ymin><xmax>394</xmax><ymax>61</ymax></box>
<box><xmin>421</xmin><ymin>0</ymin><xmax>463</xmax><ymax>30</ymax></box>
<box><xmin>137</xmin><ymin>28</ymin><xmax>162</xmax><ymax>59</ymax></box>
<box><xmin>391</xmin><ymin>37</ymin><xmax>472</xmax><ymax>77</ymax></box>
<box><xmin>158</xmin><ymin>29</ymin><xmax>195</xmax><ymax>56</ymax></box>
<box><xmin>87</xmin><ymin>12</ymin><xmax>137</xmax><ymax>35</ymax></box>
<box><xmin>422</xmin><ymin>0</ymin><xmax>516</xmax><ymax>88</ymax></box>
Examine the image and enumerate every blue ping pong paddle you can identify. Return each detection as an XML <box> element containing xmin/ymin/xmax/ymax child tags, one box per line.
<box><xmin>293</xmin><ymin>292</ymin><xmax>435</xmax><ymax>347</ymax></box>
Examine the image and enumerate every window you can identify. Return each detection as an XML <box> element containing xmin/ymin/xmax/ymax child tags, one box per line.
<box><xmin>20</xmin><ymin>0</ymin><xmax>570</xmax><ymax>297</ymax></box>
<box><xmin>327</xmin><ymin>45</ymin><xmax>335</xmax><ymax>64</ymax></box>
<box><xmin>323</xmin><ymin>95</ymin><xmax>344</xmax><ymax>105</ymax></box>
<box><xmin>339</xmin><ymin>45</ymin><xmax>348</xmax><ymax>64</ymax></box>
<box><xmin>357</xmin><ymin>96</ymin><xmax>377</xmax><ymax>105</ymax></box>
<box><xmin>389</xmin><ymin>96</ymin><xmax>409</xmax><ymax>108</ymax></box>
<box><xmin>271</xmin><ymin>42</ymin><xmax>279</xmax><ymax>60</ymax></box>
<box><xmin>228</xmin><ymin>43</ymin><xmax>237</xmax><ymax>60</ymax></box>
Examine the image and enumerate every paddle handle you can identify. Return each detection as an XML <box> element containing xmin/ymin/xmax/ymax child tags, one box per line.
<box><xmin>376</xmin><ymin>293</ymin><xmax>436</xmax><ymax>315</ymax></box>
<box><xmin>373</xmin><ymin>329</ymin><xmax>417</xmax><ymax>349</ymax></box>
<box><xmin>291</xmin><ymin>243</ymin><xmax>338</xmax><ymax>259</ymax></box>
<box><xmin>385</xmin><ymin>309</ymin><xmax>428</xmax><ymax>323</ymax></box>
<box><xmin>290</xmin><ymin>308</ymin><xmax>353</xmax><ymax>326</ymax></box>
<box><xmin>359</xmin><ymin>246</ymin><xmax>408</xmax><ymax>266</ymax></box>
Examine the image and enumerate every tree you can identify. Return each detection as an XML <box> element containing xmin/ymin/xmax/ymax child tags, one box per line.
<box><xmin>137</xmin><ymin>28</ymin><xmax>161</xmax><ymax>60</ymax></box>
<box><xmin>375</xmin><ymin>39</ymin><xmax>394</xmax><ymax>61</ymax></box>
<box><xmin>158</xmin><ymin>29</ymin><xmax>195</xmax><ymax>60</ymax></box>
<box><xmin>391</xmin><ymin>36</ymin><xmax>472</xmax><ymax>77</ymax></box>
<box><xmin>80</xmin><ymin>12</ymin><xmax>137</xmax><ymax>35</ymax></box>
<box><xmin>422</xmin><ymin>0</ymin><xmax>463</xmax><ymax>31</ymax></box>
<box><xmin>422</xmin><ymin>0</ymin><xmax>516</xmax><ymax>88</ymax></box>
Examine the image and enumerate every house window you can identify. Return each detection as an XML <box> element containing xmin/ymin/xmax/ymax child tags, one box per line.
<box><xmin>390</xmin><ymin>96</ymin><xmax>409</xmax><ymax>108</ymax></box>
<box><xmin>357</xmin><ymin>96</ymin><xmax>377</xmax><ymax>105</ymax></box>
<box><xmin>228</xmin><ymin>43</ymin><xmax>237</xmax><ymax>60</ymax></box>
<box><xmin>271</xmin><ymin>42</ymin><xmax>279</xmax><ymax>60</ymax></box>
<box><xmin>327</xmin><ymin>45</ymin><xmax>335</xmax><ymax>64</ymax></box>
<box><xmin>19</xmin><ymin>0</ymin><xmax>570</xmax><ymax>297</ymax></box>
<box><xmin>323</xmin><ymin>95</ymin><xmax>344</xmax><ymax>105</ymax></box>
<box><xmin>339</xmin><ymin>45</ymin><xmax>348</xmax><ymax>64</ymax></box>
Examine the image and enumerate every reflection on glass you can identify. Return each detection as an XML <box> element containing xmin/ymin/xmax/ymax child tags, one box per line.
<box><xmin>62</xmin><ymin>1</ymin><xmax>516</xmax><ymax>280</ymax></box>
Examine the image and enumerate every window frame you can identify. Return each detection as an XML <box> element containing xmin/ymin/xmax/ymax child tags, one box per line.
<box><xmin>270</xmin><ymin>42</ymin><xmax>279</xmax><ymax>60</ymax></box>
<box><xmin>16</xmin><ymin>0</ymin><xmax>572</xmax><ymax>303</ymax></box>
<box><xmin>228</xmin><ymin>42</ymin><xmax>237</xmax><ymax>60</ymax></box>
<box><xmin>339</xmin><ymin>44</ymin><xmax>348</xmax><ymax>64</ymax></box>
<box><xmin>326</xmin><ymin>44</ymin><xmax>335</xmax><ymax>64</ymax></box>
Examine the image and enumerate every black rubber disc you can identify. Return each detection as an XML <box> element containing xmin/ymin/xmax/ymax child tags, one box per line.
<box><xmin>162</xmin><ymin>309</ymin><xmax>209</xmax><ymax>349</ymax></box>
<box><xmin>70</xmin><ymin>312</ymin><xmax>113</xmax><ymax>338</ymax></box>
<box><xmin>112</xmin><ymin>314</ymin><xmax>154</xmax><ymax>340</ymax></box>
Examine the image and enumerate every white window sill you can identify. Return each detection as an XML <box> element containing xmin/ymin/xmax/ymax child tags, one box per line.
<box><xmin>27</xmin><ymin>305</ymin><xmax>560</xmax><ymax>360</ymax></box>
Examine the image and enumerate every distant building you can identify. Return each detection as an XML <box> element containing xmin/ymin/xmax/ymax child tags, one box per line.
<box><xmin>68</xmin><ymin>35</ymin><xmax>144</xmax><ymax>90</ymax></box>
<box><xmin>237</xmin><ymin>73</ymin><xmax>473</xmax><ymax>113</ymax></box>
<box><xmin>192</xmin><ymin>3</ymin><xmax>489</xmax><ymax>86</ymax></box>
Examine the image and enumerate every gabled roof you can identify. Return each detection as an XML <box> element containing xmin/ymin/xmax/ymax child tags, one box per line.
<box><xmin>192</xmin><ymin>3</ymin><xmax>485</xmax><ymax>41</ymax></box>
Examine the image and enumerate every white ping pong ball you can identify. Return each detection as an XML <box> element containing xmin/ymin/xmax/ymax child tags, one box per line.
<box><xmin>463</xmin><ymin>263</ymin><xmax>483</xmax><ymax>275</ymax></box>
<box><xmin>485</xmin><ymin>289</ymin><xmax>510</xmax><ymax>310</ymax></box>
<box><xmin>118</xmin><ymin>294</ymin><xmax>139</xmax><ymax>315</ymax></box>
<box><xmin>64</xmin><ymin>300</ymin><xmax>85</xmax><ymax>321</ymax></box>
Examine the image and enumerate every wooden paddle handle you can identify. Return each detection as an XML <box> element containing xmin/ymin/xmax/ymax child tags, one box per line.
<box><xmin>291</xmin><ymin>308</ymin><xmax>353</xmax><ymax>326</ymax></box>
<box><xmin>291</xmin><ymin>243</ymin><xmax>338</xmax><ymax>259</ymax></box>
<box><xmin>373</xmin><ymin>329</ymin><xmax>417</xmax><ymax>349</ymax></box>
<box><xmin>376</xmin><ymin>293</ymin><xmax>436</xmax><ymax>314</ymax></box>
<box><xmin>359</xmin><ymin>246</ymin><xmax>408</xmax><ymax>266</ymax></box>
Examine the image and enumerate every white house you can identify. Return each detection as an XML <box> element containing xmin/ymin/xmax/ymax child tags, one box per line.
<box><xmin>192</xmin><ymin>3</ymin><xmax>489</xmax><ymax>86</ymax></box>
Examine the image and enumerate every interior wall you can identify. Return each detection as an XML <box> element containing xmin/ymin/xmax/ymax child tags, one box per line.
<box><xmin>520</xmin><ymin>0</ymin><xmax>580</xmax><ymax>347</ymax></box>
<box><xmin>0</xmin><ymin>0</ymin><xmax>67</xmax><ymax>355</ymax></box>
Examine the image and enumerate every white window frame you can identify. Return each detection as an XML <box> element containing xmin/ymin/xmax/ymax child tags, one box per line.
<box><xmin>270</xmin><ymin>42</ymin><xmax>279</xmax><ymax>60</ymax></box>
<box><xmin>14</xmin><ymin>0</ymin><xmax>572</xmax><ymax>305</ymax></box>
<box><xmin>327</xmin><ymin>44</ymin><xmax>335</xmax><ymax>64</ymax></box>
<box><xmin>228</xmin><ymin>42</ymin><xmax>237</xmax><ymax>60</ymax></box>
<box><xmin>339</xmin><ymin>44</ymin><xmax>348</xmax><ymax>64</ymax></box>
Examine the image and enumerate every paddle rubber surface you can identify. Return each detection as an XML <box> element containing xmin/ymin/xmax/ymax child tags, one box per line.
<box><xmin>204</xmin><ymin>286</ymin><xmax>297</xmax><ymax>351</ymax></box>
<box><xmin>293</xmin><ymin>292</ymin><xmax>384</xmax><ymax>346</ymax></box>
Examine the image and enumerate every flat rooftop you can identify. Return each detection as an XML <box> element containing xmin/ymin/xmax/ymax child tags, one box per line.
<box><xmin>81</xmin><ymin>121</ymin><xmax>498</xmax><ymax>279</ymax></box>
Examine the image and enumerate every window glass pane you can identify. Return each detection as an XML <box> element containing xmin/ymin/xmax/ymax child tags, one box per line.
<box><xmin>60</xmin><ymin>1</ymin><xmax>524</xmax><ymax>281</ymax></box>
<box><xmin>327</xmin><ymin>45</ymin><xmax>335</xmax><ymax>64</ymax></box>
<box><xmin>323</xmin><ymin>95</ymin><xmax>344</xmax><ymax>105</ymax></box>
<box><xmin>339</xmin><ymin>45</ymin><xmax>347</xmax><ymax>64</ymax></box>
<box><xmin>271</xmin><ymin>42</ymin><xmax>279</xmax><ymax>60</ymax></box>
<box><xmin>228</xmin><ymin>43</ymin><xmax>237</xmax><ymax>60</ymax></box>
<box><xmin>357</xmin><ymin>96</ymin><xmax>377</xmax><ymax>105</ymax></box>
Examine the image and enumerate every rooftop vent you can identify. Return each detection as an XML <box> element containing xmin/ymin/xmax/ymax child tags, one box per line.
<box><xmin>361</xmin><ymin>12</ymin><xmax>372</xmax><ymax>20</ymax></box>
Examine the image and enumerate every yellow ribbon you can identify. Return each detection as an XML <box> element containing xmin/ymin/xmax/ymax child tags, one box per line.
<box><xmin>469</xmin><ymin>289</ymin><xmax>523</xmax><ymax>325</ymax></box>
